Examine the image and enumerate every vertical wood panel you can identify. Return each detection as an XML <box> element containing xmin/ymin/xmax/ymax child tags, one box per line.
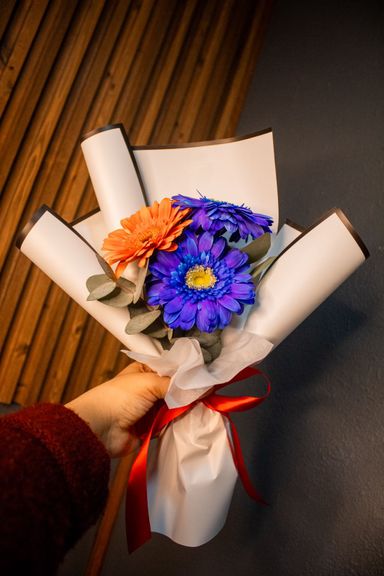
<box><xmin>0</xmin><ymin>0</ymin><xmax>49</xmax><ymax>116</ymax></box>
<box><xmin>0</xmin><ymin>0</ymin><xmax>272</xmax><ymax>415</ymax></box>
<box><xmin>0</xmin><ymin>1</ymin><xmax>17</xmax><ymax>42</ymax></box>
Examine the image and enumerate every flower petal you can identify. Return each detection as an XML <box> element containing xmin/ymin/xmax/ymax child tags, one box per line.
<box><xmin>217</xmin><ymin>304</ymin><xmax>232</xmax><ymax>328</ymax></box>
<box><xmin>180</xmin><ymin>300</ymin><xmax>197</xmax><ymax>323</ymax></box>
<box><xmin>196</xmin><ymin>300</ymin><xmax>218</xmax><ymax>332</ymax></box>
<box><xmin>150</xmin><ymin>260</ymin><xmax>171</xmax><ymax>277</ymax></box>
<box><xmin>233</xmin><ymin>273</ymin><xmax>252</xmax><ymax>282</ymax></box>
<box><xmin>198</xmin><ymin>231</ymin><xmax>214</xmax><ymax>253</ymax></box>
<box><xmin>172</xmin><ymin>194</ymin><xmax>202</xmax><ymax>208</ymax></box>
<box><xmin>163</xmin><ymin>308</ymin><xmax>182</xmax><ymax>326</ymax></box>
<box><xmin>115</xmin><ymin>260</ymin><xmax>128</xmax><ymax>278</ymax></box>
<box><xmin>211</xmin><ymin>237</ymin><xmax>227</xmax><ymax>259</ymax></box>
<box><xmin>193</xmin><ymin>208</ymin><xmax>212</xmax><ymax>230</ymax></box>
<box><xmin>164</xmin><ymin>295</ymin><xmax>184</xmax><ymax>313</ymax></box>
<box><xmin>224</xmin><ymin>249</ymin><xmax>248</xmax><ymax>269</ymax></box>
<box><xmin>185</xmin><ymin>234</ymin><xmax>198</xmax><ymax>257</ymax></box>
<box><xmin>219</xmin><ymin>294</ymin><xmax>242</xmax><ymax>313</ymax></box>
<box><xmin>180</xmin><ymin>318</ymin><xmax>196</xmax><ymax>330</ymax></box>
<box><xmin>156</xmin><ymin>251</ymin><xmax>180</xmax><ymax>268</ymax></box>
<box><xmin>230</xmin><ymin>283</ymin><xmax>255</xmax><ymax>301</ymax></box>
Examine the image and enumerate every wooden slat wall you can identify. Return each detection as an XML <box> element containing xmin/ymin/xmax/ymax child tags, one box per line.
<box><xmin>0</xmin><ymin>0</ymin><xmax>272</xmax><ymax>407</ymax></box>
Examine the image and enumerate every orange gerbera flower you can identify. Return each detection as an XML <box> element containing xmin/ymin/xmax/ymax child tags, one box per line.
<box><xmin>102</xmin><ymin>198</ymin><xmax>192</xmax><ymax>277</ymax></box>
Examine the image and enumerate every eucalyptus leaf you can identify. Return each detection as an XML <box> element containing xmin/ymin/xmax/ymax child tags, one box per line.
<box><xmin>99</xmin><ymin>288</ymin><xmax>134</xmax><ymax>307</ymax></box>
<box><xmin>86</xmin><ymin>274</ymin><xmax>113</xmax><ymax>293</ymax></box>
<box><xmin>206</xmin><ymin>341</ymin><xmax>222</xmax><ymax>361</ymax></box>
<box><xmin>144</xmin><ymin>326</ymin><xmax>168</xmax><ymax>339</ymax></box>
<box><xmin>160</xmin><ymin>337</ymin><xmax>174</xmax><ymax>351</ymax></box>
<box><xmin>242</xmin><ymin>233</ymin><xmax>271</xmax><ymax>263</ymax></box>
<box><xmin>143</xmin><ymin>316</ymin><xmax>167</xmax><ymax>338</ymax></box>
<box><xmin>187</xmin><ymin>328</ymin><xmax>221</xmax><ymax>347</ymax></box>
<box><xmin>125</xmin><ymin>309</ymin><xmax>161</xmax><ymax>334</ymax></box>
<box><xmin>116</xmin><ymin>277</ymin><xmax>136</xmax><ymax>293</ymax></box>
<box><xmin>133</xmin><ymin>261</ymin><xmax>149</xmax><ymax>303</ymax></box>
<box><xmin>145</xmin><ymin>324</ymin><xmax>173</xmax><ymax>340</ymax></box>
<box><xmin>201</xmin><ymin>347</ymin><xmax>212</xmax><ymax>363</ymax></box>
<box><xmin>87</xmin><ymin>280</ymin><xmax>117</xmax><ymax>301</ymax></box>
<box><xmin>251</xmin><ymin>256</ymin><xmax>276</xmax><ymax>286</ymax></box>
<box><xmin>96</xmin><ymin>253</ymin><xmax>116</xmax><ymax>280</ymax></box>
<box><xmin>128</xmin><ymin>302</ymin><xmax>149</xmax><ymax>318</ymax></box>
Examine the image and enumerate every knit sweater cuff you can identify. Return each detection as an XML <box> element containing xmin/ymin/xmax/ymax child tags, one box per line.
<box><xmin>6</xmin><ymin>403</ymin><xmax>110</xmax><ymax>536</ymax></box>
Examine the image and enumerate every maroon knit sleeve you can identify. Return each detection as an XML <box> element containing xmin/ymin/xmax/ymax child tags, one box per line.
<box><xmin>0</xmin><ymin>403</ymin><xmax>110</xmax><ymax>575</ymax></box>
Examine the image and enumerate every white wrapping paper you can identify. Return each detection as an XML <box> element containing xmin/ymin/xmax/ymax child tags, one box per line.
<box><xmin>133</xmin><ymin>131</ymin><xmax>279</xmax><ymax>231</ymax></box>
<box><xmin>245</xmin><ymin>210</ymin><xmax>367</xmax><ymax>346</ymax></box>
<box><xmin>124</xmin><ymin>330</ymin><xmax>273</xmax><ymax>545</ymax></box>
<box><xmin>81</xmin><ymin>124</ymin><xmax>279</xmax><ymax>231</ymax></box>
<box><xmin>81</xmin><ymin>126</ymin><xmax>147</xmax><ymax>231</ymax></box>
<box><xmin>18</xmin><ymin>208</ymin><xmax>160</xmax><ymax>356</ymax></box>
<box><xmin>17</xmin><ymin>124</ymin><xmax>368</xmax><ymax>549</ymax></box>
<box><xmin>147</xmin><ymin>403</ymin><xmax>238</xmax><ymax>546</ymax></box>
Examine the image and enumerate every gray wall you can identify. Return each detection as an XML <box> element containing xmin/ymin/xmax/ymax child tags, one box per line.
<box><xmin>61</xmin><ymin>1</ymin><xmax>384</xmax><ymax>574</ymax></box>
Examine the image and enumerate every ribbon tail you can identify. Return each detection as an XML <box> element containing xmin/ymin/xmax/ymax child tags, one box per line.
<box><xmin>126</xmin><ymin>403</ymin><xmax>190</xmax><ymax>552</ymax></box>
<box><xmin>125</xmin><ymin>429</ymin><xmax>152</xmax><ymax>552</ymax></box>
<box><xmin>125</xmin><ymin>405</ymin><xmax>168</xmax><ymax>552</ymax></box>
<box><xmin>226</xmin><ymin>414</ymin><xmax>268</xmax><ymax>506</ymax></box>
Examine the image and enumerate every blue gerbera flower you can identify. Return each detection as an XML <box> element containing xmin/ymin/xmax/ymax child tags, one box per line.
<box><xmin>172</xmin><ymin>194</ymin><xmax>273</xmax><ymax>242</ymax></box>
<box><xmin>146</xmin><ymin>231</ymin><xmax>255</xmax><ymax>333</ymax></box>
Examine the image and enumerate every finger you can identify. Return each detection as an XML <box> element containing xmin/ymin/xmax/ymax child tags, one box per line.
<box><xmin>148</xmin><ymin>374</ymin><xmax>170</xmax><ymax>399</ymax></box>
<box><xmin>118</xmin><ymin>361</ymin><xmax>147</xmax><ymax>375</ymax></box>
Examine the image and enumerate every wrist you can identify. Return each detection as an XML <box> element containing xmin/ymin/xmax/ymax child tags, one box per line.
<box><xmin>66</xmin><ymin>394</ymin><xmax>108</xmax><ymax>443</ymax></box>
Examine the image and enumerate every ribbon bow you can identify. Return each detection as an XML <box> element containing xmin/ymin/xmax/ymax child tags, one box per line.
<box><xmin>126</xmin><ymin>366</ymin><xmax>270</xmax><ymax>552</ymax></box>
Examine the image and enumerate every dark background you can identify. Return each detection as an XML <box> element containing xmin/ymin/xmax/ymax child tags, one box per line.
<box><xmin>60</xmin><ymin>1</ymin><xmax>384</xmax><ymax>574</ymax></box>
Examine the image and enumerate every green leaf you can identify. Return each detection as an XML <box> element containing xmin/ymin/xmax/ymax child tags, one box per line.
<box><xmin>125</xmin><ymin>309</ymin><xmax>161</xmax><ymax>334</ymax></box>
<box><xmin>242</xmin><ymin>233</ymin><xmax>271</xmax><ymax>263</ymax></box>
<box><xmin>201</xmin><ymin>347</ymin><xmax>212</xmax><ymax>363</ymax></box>
<box><xmin>116</xmin><ymin>276</ymin><xmax>136</xmax><ymax>293</ymax></box>
<box><xmin>96</xmin><ymin>253</ymin><xmax>116</xmax><ymax>280</ymax></box>
<box><xmin>251</xmin><ymin>256</ymin><xmax>276</xmax><ymax>286</ymax></box>
<box><xmin>87</xmin><ymin>279</ymin><xmax>117</xmax><ymax>301</ymax></box>
<box><xmin>128</xmin><ymin>302</ymin><xmax>150</xmax><ymax>318</ymax></box>
<box><xmin>86</xmin><ymin>274</ymin><xmax>113</xmax><ymax>293</ymax></box>
<box><xmin>99</xmin><ymin>288</ymin><xmax>134</xmax><ymax>307</ymax></box>
<box><xmin>145</xmin><ymin>324</ymin><xmax>172</xmax><ymax>340</ymax></box>
<box><xmin>160</xmin><ymin>337</ymin><xmax>174</xmax><ymax>351</ymax></box>
<box><xmin>133</xmin><ymin>261</ymin><xmax>149</xmax><ymax>303</ymax></box>
<box><xmin>187</xmin><ymin>328</ymin><xmax>221</xmax><ymax>348</ymax></box>
<box><xmin>143</xmin><ymin>316</ymin><xmax>167</xmax><ymax>338</ymax></box>
<box><xmin>207</xmin><ymin>341</ymin><xmax>222</xmax><ymax>361</ymax></box>
<box><xmin>144</xmin><ymin>326</ymin><xmax>168</xmax><ymax>338</ymax></box>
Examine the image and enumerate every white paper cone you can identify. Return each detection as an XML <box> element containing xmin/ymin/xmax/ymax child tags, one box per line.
<box><xmin>133</xmin><ymin>129</ymin><xmax>279</xmax><ymax>232</ymax></box>
<box><xmin>17</xmin><ymin>207</ymin><xmax>160</xmax><ymax>355</ymax></box>
<box><xmin>76</xmin><ymin>126</ymin><xmax>280</xmax><ymax>244</ymax></box>
<box><xmin>81</xmin><ymin>125</ymin><xmax>147</xmax><ymax>231</ymax></box>
<box><xmin>245</xmin><ymin>209</ymin><xmax>369</xmax><ymax>346</ymax></box>
<box><xmin>147</xmin><ymin>404</ymin><xmax>238</xmax><ymax>546</ymax></box>
<box><xmin>71</xmin><ymin>210</ymin><xmax>107</xmax><ymax>255</ymax></box>
<box><xmin>229</xmin><ymin>222</ymin><xmax>304</xmax><ymax>331</ymax></box>
<box><xmin>268</xmin><ymin>221</ymin><xmax>304</xmax><ymax>257</ymax></box>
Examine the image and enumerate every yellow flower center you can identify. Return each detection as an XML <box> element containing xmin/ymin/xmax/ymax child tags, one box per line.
<box><xmin>185</xmin><ymin>265</ymin><xmax>217</xmax><ymax>290</ymax></box>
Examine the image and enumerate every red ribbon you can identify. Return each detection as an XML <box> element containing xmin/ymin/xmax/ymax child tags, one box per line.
<box><xmin>126</xmin><ymin>366</ymin><xmax>270</xmax><ymax>552</ymax></box>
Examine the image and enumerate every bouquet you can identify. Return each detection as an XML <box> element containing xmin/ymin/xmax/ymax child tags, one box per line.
<box><xmin>17</xmin><ymin>124</ymin><xmax>368</xmax><ymax>551</ymax></box>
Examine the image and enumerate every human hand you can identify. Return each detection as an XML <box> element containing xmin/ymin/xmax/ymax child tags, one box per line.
<box><xmin>65</xmin><ymin>362</ymin><xmax>170</xmax><ymax>457</ymax></box>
